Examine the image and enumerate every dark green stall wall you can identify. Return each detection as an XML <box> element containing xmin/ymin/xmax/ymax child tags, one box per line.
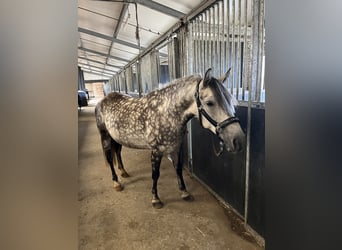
<box><xmin>190</xmin><ymin>106</ymin><xmax>265</xmax><ymax>237</ymax></box>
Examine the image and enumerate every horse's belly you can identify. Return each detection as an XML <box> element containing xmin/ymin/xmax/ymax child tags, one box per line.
<box><xmin>116</xmin><ymin>136</ymin><xmax>150</xmax><ymax>150</ymax></box>
<box><xmin>107</xmin><ymin>125</ymin><xmax>150</xmax><ymax>149</ymax></box>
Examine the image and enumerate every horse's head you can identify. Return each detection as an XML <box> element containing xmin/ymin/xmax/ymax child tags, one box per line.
<box><xmin>195</xmin><ymin>68</ymin><xmax>245</xmax><ymax>153</ymax></box>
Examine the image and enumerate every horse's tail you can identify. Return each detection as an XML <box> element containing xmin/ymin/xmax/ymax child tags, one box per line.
<box><xmin>95</xmin><ymin>102</ymin><xmax>106</xmax><ymax>132</ymax></box>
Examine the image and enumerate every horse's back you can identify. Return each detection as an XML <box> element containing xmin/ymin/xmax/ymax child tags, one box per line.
<box><xmin>95</xmin><ymin>92</ymin><xmax>150</xmax><ymax>149</ymax></box>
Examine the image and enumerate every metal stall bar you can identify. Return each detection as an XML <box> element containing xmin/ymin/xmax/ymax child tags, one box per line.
<box><xmin>180</xmin><ymin>28</ymin><xmax>185</xmax><ymax>77</ymax></box>
<box><xmin>256</xmin><ymin>0</ymin><xmax>265</xmax><ymax>102</ymax></box>
<box><xmin>189</xmin><ymin>18</ymin><xmax>198</xmax><ymax>74</ymax></box>
<box><xmin>125</xmin><ymin>66</ymin><xmax>133</xmax><ymax>94</ymax></box>
<box><xmin>200</xmin><ymin>15</ymin><xmax>205</xmax><ymax>75</ymax></box>
<box><xmin>244</xmin><ymin>0</ymin><xmax>256</xmax><ymax>226</ymax></box>
<box><xmin>140</xmin><ymin>53</ymin><xmax>152</xmax><ymax>93</ymax></box>
<box><xmin>168</xmin><ymin>38</ymin><xmax>176</xmax><ymax>81</ymax></box>
<box><xmin>195</xmin><ymin>19</ymin><xmax>199</xmax><ymax>74</ymax></box>
<box><xmin>242</xmin><ymin>0</ymin><xmax>248</xmax><ymax>101</ymax></box>
<box><xmin>225</xmin><ymin>0</ymin><xmax>231</xmax><ymax>91</ymax></box>
<box><xmin>212</xmin><ymin>4</ymin><xmax>220</xmax><ymax>76</ymax></box>
<box><xmin>250</xmin><ymin>0</ymin><xmax>260</xmax><ymax>102</ymax></box>
<box><xmin>119</xmin><ymin>72</ymin><xmax>127</xmax><ymax>93</ymax></box>
<box><xmin>206</xmin><ymin>9</ymin><xmax>209</xmax><ymax>72</ymax></box>
<box><xmin>223</xmin><ymin>0</ymin><xmax>229</xmax><ymax>86</ymax></box>
<box><xmin>190</xmin><ymin>21</ymin><xmax>195</xmax><ymax>74</ymax></box>
<box><xmin>216</xmin><ymin>3</ymin><xmax>221</xmax><ymax>76</ymax></box>
<box><xmin>230</xmin><ymin>0</ymin><xmax>236</xmax><ymax>96</ymax></box>
<box><xmin>136</xmin><ymin>61</ymin><xmax>143</xmax><ymax>97</ymax></box>
<box><xmin>236</xmin><ymin>0</ymin><xmax>242</xmax><ymax>100</ymax></box>
<box><xmin>197</xmin><ymin>17</ymin><xmax>202</xmax><ymax>74</ymax></box>
<box><xmin>180</xmin><ymin>27</ymin><xmax>188</xmax><ymax>77</ymax></box>
<box><xmin>200</xmin><ymin>12</ymin><xmax>203</xmax><ymax>75</ymax></box>
<box><xmin>112</xmin><ymin>75</ymin><xmax>118</xmax><ymax>92</ymax></box>
<box><xmin>191</xmin><ymin>20</ymin><xmax>195</xmax><ymax>74</ymax></box>
<box><xmin>130</xmin><ymin>64</ymin><xmax>138</xmax><ymax>95</ymax></box>
<box><xmin>150</xmin><ymin>50</ymin><xmax>160</xmax><ymax>90</ymax></box>
<box><xmin>208</xmin><ymin>8</ymin><xmax>212</xmax><ymax>71</ymax></box>
<box><xmin>220</xmin><ymin>1</ymin><xmax>225</xmax><ymax>75</ymax></box>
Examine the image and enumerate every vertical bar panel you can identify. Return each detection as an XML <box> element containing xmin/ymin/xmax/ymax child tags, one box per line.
<box><xmin>168</xmin><ymin>38</ymin><xmax>174</xmax><ymax>81</ymax></box>
<box><xmin>251</xmin><ymin>0</ymin><xmax>259</xmax><ymax>102</ymax></box>
<box><xmin>136</xmin><ymin>61</ymin><xmax>142</xmax><ymax>97</ymax></box>
<box><xmin>201</xmin><ymin>14</ymin><xmax>205</xmax><ymax>75</ymax></box>
<box><xmin>188</xmin><ymin>22</ymin><xmax>194</xmax><ymax>75</ymax></box>
<box><xmin>220</xmin><ymin>1</ymin><xmax>225</xmax><ymax>75</ymax></box>
<box><xmin>207</xmin><ymin>9</ymin><xmax>211</xmax><ymax>71</ymax></box>
<box><xmin>211</xmin><ymin>4</ymin><xmax>218</xmax><ymax>76</ymax></box>
<box><xmin>256</xmin><ymin>0</ymin><xmax>265</xmax><ymax>102</ymax></box>
<box><xmin>150</xmin><ymin>50</ymin><xmax>160</xmax><ymax>90</ymax></box>
<box><xmin>224</xmin><ymin>0</ymin><xmax>229</xmax><ymax>87</ymax></box>
<box><xmin>196</xmin><ymin>18</ymin><xmax>200</xmax><ymax>74</ymax></box>
<box><xmin>193</xmin><ymin>20</ymin><xmax>196</xmax><ymax>73</ymax></box>
<box><xmin>231</xmin><ymin>0</ymin><xmax>236</xmax><ymax>97</ymax></box>
<box><xmin>244</xmin><ymin>0</ymin><xmax>255</xmax><ymax>225</ymax></box>
<box><xmin>132</xmin><ymin>64</ymin><xmax>138</xmax><ymax>94</ymax></box>
<box><xmin>125</xmin><ymin>67</ymin><xmax>133</xmax><ymax>94</ymax></box>
<box><xmin>214</xmin><ymin>4</ymin><xmax>219</xmax><ymax>76</ymax></box>
<box><xmin>236</xmin><ymin>0</ymin><xmax>242</xmax><ymax>100</ymax></box>
<box><xmin>242</xmin><ymin>0</ymin><xmax>249</xmax><ymax>101</ymax></box>
<box><xmin>173</xmin><ymin>37</ymin><xmax>181</xmax><ymax>78</ymax></box>
<box><xmin>205</xmin><ymin>11</ymin><xmax>208</xmax><ymax>71</ymax></box>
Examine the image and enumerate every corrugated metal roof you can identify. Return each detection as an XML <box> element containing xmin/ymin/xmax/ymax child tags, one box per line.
<box><xmin>78</xmin><ymin>0</ymin><xmax>203</xmax><ymax>80</ymax></box>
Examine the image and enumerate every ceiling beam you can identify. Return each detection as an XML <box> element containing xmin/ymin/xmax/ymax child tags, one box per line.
<box><xmin>82</xmin><ymin>70</ymin><xmax>112</xmax><ymax>78</ymax></box>
<box><xmin>98</xmin><ymin>0</ymin><xmax>185</xmax><ymax>19</ymax></box>
<box><xmin>78</xmin><ymin>62</ymin><xmax>117</xmax><ymax>74</ymax></box>
<box><xmin>113</xmin><ymin>3</ymin><xmax>129</xmax><ymax>38</ymax></box>
<box><xmin>134</xmin><ymin>0</ymin><xmax>184</xmax><ymax>19</ymax></box>
<box><xmin>82</xmin><ymin>67</ymin><xmax>114</xmax><ymax>76</ymax></box>
<box><xmin>78</xmin><ymin>27</ymin><xmax>143</xmax><ymax>51</ymax></box>
<box><xmin>78</xmin><ymin>46</ymin><xmax>131</xmax><ymax>63</ymax></box>
<box><xmin>85</xmin><ymin>79</ymin><xmax>109</xmax><ymax>83</ymax></box>
<box><xmin>78</xmin><ymin>56</ymin><xmax>122</xmax><ymax>70</ymax></box>
<box><xmin>106</xmin><ymin>3</ymin><xmax>129</xmax><ymax>66</ymax></box>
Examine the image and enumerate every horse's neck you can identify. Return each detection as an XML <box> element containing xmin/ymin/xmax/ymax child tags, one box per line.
<box><xmin>163</xmin><ymin>76</ymin><xmax>200</xmax><ymax>123</ymax></box>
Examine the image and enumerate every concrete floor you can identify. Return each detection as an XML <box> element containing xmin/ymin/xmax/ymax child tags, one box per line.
<box><xmin>78</xmin><ymin>100</ymin><xmax>263</xmax><ymax>250</ymax></box>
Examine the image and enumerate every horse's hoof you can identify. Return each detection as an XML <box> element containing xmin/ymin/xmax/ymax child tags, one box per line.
<box><xmin>113</xmin><ymin>182</ymin><xmax>123</xmax><ymax>191</ymax></box>
<box><xmin>181</xmin><ymin>191</ymin><xmax>194</xmax><ymax>201</ymax></box>
<box><xmin>152</xmin><ymin>200</ymin><xmax>164</xmax><ymax>209</ymax></box>
<box><xmin>121</xmin><ymin>172</ymin><xmax>130</xmax><ymax>178</ymax></box>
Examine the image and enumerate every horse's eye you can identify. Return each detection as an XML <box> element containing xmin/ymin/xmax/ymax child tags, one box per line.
<box><xmin>206</xmin><ymin>101</ymin><xmax>215</xmax><ymax>107</ymax></box>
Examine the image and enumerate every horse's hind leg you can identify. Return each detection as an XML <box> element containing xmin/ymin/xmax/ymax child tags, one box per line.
<box><xmin>151</xmin><ymin>150</ymin><xmax>163</xmax><ymax>209</ymax></box>
<box><xmin>111</xmin><ymin>140</ymin><xmax>130</xmax><ymax>178</ymax></box>
<box><xmin>100</xmin><ymin>131</ymin><xmax>123</xmax><ymax>191</ymax></box>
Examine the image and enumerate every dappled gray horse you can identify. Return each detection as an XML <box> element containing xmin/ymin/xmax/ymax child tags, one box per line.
<box><xmin>95</xmin><ymin>68</ymin><xmax>245</xmax><ymax>208</ymax></box>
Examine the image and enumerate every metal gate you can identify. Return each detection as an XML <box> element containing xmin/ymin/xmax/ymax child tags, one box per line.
<box><xmin>169</xmin><ymin>0</ymin><xmax>265</xmax><ymax>240</ymax></box>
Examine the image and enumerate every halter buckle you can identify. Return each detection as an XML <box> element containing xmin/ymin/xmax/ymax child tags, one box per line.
<box><xmin>216</xmin><ymin>126</ymin><xmax>222</xmax><ymax>134</ymax></box>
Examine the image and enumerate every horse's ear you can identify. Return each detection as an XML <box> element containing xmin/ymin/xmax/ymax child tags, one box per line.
<box><xmin>218</xmin><ymin>67</ymin><xmax>232</xmax><ymax>83</ymax></box>
<box><xmin>204</xmin><ymin>68</ymin><xmax>212</xmax><ymax>82</ymax></box>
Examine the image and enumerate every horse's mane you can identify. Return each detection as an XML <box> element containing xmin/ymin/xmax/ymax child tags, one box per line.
<box><xmin>205</xmin><ymin>77</ymin><xmax>237</xmax><ymax>116</ymax></box>
<box><xmin>146</xmin><ymin>75</ymin><xmax>201</xmax><ymax>96</ymax></box>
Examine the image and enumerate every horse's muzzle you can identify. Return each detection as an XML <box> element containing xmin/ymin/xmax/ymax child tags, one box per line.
<box><xmin>227</xmin><ymin>134</ymin><xmax>245</xmax><ymax>153</ymax></box>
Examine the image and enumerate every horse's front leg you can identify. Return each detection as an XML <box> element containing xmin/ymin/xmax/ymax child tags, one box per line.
<box><xmin>151</xmin><ymin>150</ymin><xmax>163</xmax><ymax>209</ymax></box>
<box><xmin>171</xmin><ymin>146</ymin><xmax>194</xmax><ymax>201</ymax></box>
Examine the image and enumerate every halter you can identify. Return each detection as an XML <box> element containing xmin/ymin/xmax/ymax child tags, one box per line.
<box><xmin>194</xmin><ymin>79</ymin><xmax>240</xmax><ymax>155</ymax></box>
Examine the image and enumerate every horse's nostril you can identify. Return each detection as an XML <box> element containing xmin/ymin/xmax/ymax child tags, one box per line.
<box><xmin>233</xmin><ymin>138</ymin><xmax>241</xmax><ymax>152</ymax></box>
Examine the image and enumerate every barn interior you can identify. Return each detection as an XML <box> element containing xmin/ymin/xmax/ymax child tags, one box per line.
<box><xmin>78</xmin><ymin>0</ymin><xmax>265</xmax><ymax>249</ymax></box>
